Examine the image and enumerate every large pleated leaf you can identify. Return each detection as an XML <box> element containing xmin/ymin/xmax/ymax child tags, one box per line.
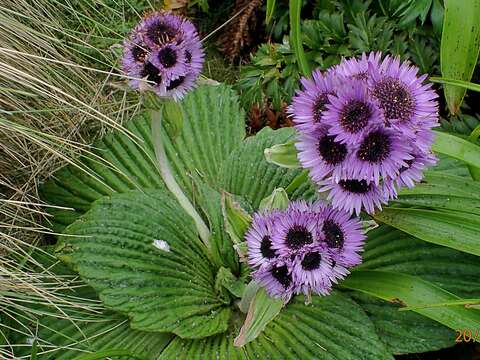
<box><xmin>41</xmin><ymin>84</ymin><xmax>245</xmax><ymax>232</ymax></box>
<box><xmin>219</xmin><ymin>127</ymin><xmax>316</xmax><ymax>210</ymax></box>
<box><xmin>56</xmin><ymin>190</ymin><xmax>231</xmax><ymax>337</ymax></box>
<box><xmin>349</xmin><ymin>225</ymin><xmax>480</xmax><ymax>354</ymax></box>
<box><xmin>160</xmin><ymin>292</ymin><xmax>393</xmax><ymax>360</ymax></box>
<box><xmin>17</xmin><ymin>314</ymin><xmax>172</xmax><ymax>360</ymax></box>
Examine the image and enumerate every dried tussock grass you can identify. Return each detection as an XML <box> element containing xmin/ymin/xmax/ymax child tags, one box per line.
<box><xmin>0</xmin><ymin>0</ymin><xmax>148</xmax><ymax>355</ymax></box>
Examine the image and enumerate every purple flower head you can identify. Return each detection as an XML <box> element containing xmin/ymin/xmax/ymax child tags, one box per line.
<box><xmin>252</xmin><ymin>259</ymin><xmax>295</xmax><ymax>301</ymax></box>
<box><xmin>320</xmin><ymin>206</ymin><xmax>366</xmax><ymax>269</ymax></box>
<box><xmin>271</xmin><ymin>208</ymin><xmax>322</xmax><ymax>257</ymax></box>
<box><xmin>246</xmin><ymin>211</ymin><xmax>280</xmax><ymax>269</ymax></box>
<box><xmin>369</xmin><ymin>55</ymin><xmax>439</xmax><ymax>135</ymax></box>
<box><xmin>296</xmin><ymin>126</ymin><xmax>351</xmax><ymax>183</ymax></box>
<box><xmin>291</xmin><ymin>244</ymin><xmax>333</xmax><ymax>296</ymax></box>
<box><xmin>140</xmin><ymin>12</ymin><xmax>184</xmax><ymax>48</ymax></box>
<box><xmin>334</xmin><ymin>52</ymin><xmax>383</xmax><ymax>81</ymax></box>
<box><xmin>149</xmin><ymin>43</ymin><xmax>188</xmax><ymax>82</ymax></box>
<box><xmin>323</xmin><ymin>80</ymin><xmax>383</xmax><ymax>144</ymax></box>
<box><xmin>395</xmin><ymin>149</ymin><xmax>437</xmax><ymax>189</ymax></box>
<box><xmin>121</xmin><ymin>11</ymin><xmax>204</xmax><ymax>100</ymax></box>
<box><xmin>246</xmin><ymin>201</ymin><xmax>367</xmax><ymax>300</ymax></box>
<box><xmin>348</xmin><ymin>126</ymin><xmax>413</xmax><ymax>185</ymax></box>
<box><xmin>289</xmin><ymin>70</ymin><xmax>337</xmax><ymax>132</ymax></box>
<box><xmin>320</xmin><ymin>177</ymin><xmax>388</xmax><ymax>215</ymax></box>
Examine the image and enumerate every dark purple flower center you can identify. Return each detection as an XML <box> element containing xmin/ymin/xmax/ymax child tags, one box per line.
<box><xmin>339</xmin><ymin>179</ymin><xmax>371</xmax><ymax>194</ymax></box>
<box><xmin>132</xmin><ymin>44</ymin><xmax>147</xmax><ymax>63</ymax></box>
<box><xmin>286</xmin><ymin>225</ymin><xmax>313</xmax><ymax>250</ymax></box>
<box><xmin>158</xmin><ymin>47</ymin><xmax>177</xmax><ymax>68</ymax></box>
<box><xmin>357</xmin><ymin>130</ymin><xmax>391</xmax><ymax>163</ymax></box>
<box><xmin>141</xmin><ymin>62</ymin><xmax>162</xmax><ymax>85</ymax></box>
<box><xmin>301</xmin><ymin>252</ymin><xmax>322</xmax><ymax>271</ymax></box>
<box><xmin>323</xmin><ymin>220</ymin><xmax>344</xmax><ymax>249</ymax></box>
<box><xmin>318</xmin><ymin>135</ymin><xmax>348</xmax><ymax>165</ymax></box>
<box><xmin>271</xmin><ymin>265</ymin><xmax>291</xmax><ymax>288</ymax></box>
<box><xmin>185</xmin><ymin>50</ymin><xmax>192</xmax><ymax>63</ymax></box>
<box><xmin>340</xmin><ymin>100</ymin><xmax>371</xmax><ymax>133</ymax></box>
<box><xmin>372</xmin><ymin>77</ymin><xmax>414</xmax><ymax>122</ymax></box>
<box><xmin>147</xmin><ymin>21</ymin><xmax>177</xmax><ymax>45</ymax></box>
<box><xmin>166</xmin><ymin>76</ymin><xmax>185</xmax><ymax>90</ymax></box>
<box><xmin>260</xmin><ymin>236</ymin><xmax>276</xmax><ymax>259</ymax></box>
<box><xmin>313</xmin><ymin>93</ymin><xmax>331</xmax><ymax>122</ymax></box>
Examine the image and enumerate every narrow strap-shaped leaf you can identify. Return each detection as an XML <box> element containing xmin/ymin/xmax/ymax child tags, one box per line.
<box><xmin>289</xmin><ymin>0</ymin><xmax>310</xmax><ymax>77</ymax></box>
<box><xmin>374</xmin><ymin>207</ymin><xmax>480</xmax><ymax>257</ymax></box>
<box><xmin>440</xmin><ymin>0</ymin><xmax>480</xmax><ymax>114</ymax></box>
<box><xmin>430</xmin><ymin>77</ymin><xmax>480</xmax><ymax>92</ymax></box>
<box><xmin>432</xmin><ymin>131</ymin><xmax>480</xmax><ymax>171</ymax></box>
<box><xmin>266</xmin><ymin>0</ymin><xmax>276</xmax><ymax>24</ymax></box>
<box><xmin>341</xmin><ymin>270</ymin><xmax>480</xmax><ymax>331</ymax></box>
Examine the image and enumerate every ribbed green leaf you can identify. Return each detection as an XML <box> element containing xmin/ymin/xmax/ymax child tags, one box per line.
<box><xmin>440</xmin><ymin>0</ymin><xmax>480</xmax><ymax>114</ymax></box>
<box><xmin>160</xmin><ymin>292</ymin><xmax>393</xmax><ymax>359</ymax></box>
<box><xmin>219</xmin><ymin>127</ymin><xmax>316</xmax><ymax>210</ymax></box>
<box><xmin>41</xmin><ymin>85</ymin><xmax>245</xmax><ymax>232</ymax></box>
<box><xmin>19</xmin><ymin>315</ymin><xmax>171</xmax><ymax>360</ymax></box>
<box><xmin>56</xmin><ymin>190</ymin><xmax>231</xmax><ymax>337</ymax></box>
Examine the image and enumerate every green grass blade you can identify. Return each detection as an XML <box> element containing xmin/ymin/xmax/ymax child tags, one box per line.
<box><xmin>289</xmin><ymin>0</ymin><xmax>310</xmax><ymax>77</ymax></box>
<box><xmin>440</xmin><ymin>0</ymin><xmax>480</xmax><ymax>114</ymax></box>
<box><xmin>430</xmin><ymin>77</ymin><xmax>480</xmax><ymax>92</ymax></box>
<box><xmin>266</xmin><ymin>0</ymin><xmax>276</xmax><ymax>24</ymax></box>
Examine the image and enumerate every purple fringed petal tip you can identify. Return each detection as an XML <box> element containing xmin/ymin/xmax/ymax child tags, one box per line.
<box><xmin>246</xmin><ymin>211</ymin><xmax>280</xmax><ymax>269</ymax></box>
<box><xmin>289</xmin><ymin>70</ymin><xmax>337</xmax><ymax>132</ymax></box>
<box><xmin>334</xmin><ymin>51</ymin><xmax>383</xmax><ymax>81</ymax></box>
<box><xmin>319</xmin><ymin>177</ymin><xmax>389</xmax><ymax>216</ymax></box>
<box><xmin>121</xmin><ymin>11</ymin><xmax>204</xmax><ymax>100</ymax></box>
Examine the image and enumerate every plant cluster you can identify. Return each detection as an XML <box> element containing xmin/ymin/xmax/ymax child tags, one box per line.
<box><xmin>237</xmin><ymin>0</ymin><xmax>443</xmax><ymax>112</ymax></box>
<box><xmin>2</xmin><ymin>1</ymin><xmax>480</xmax><ymax>360</ymax></box>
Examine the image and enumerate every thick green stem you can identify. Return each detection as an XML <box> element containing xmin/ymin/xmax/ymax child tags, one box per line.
<box><xmin>150</xmin><ymin>109</ymin><xmax>211</xmax><ymax>247</ymax></box>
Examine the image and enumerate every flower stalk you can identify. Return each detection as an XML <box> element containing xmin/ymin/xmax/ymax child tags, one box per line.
<box><xmin>150</xmin><ymin>107</ymin><xmax>211</xmax><ymax>248</ymax></box>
